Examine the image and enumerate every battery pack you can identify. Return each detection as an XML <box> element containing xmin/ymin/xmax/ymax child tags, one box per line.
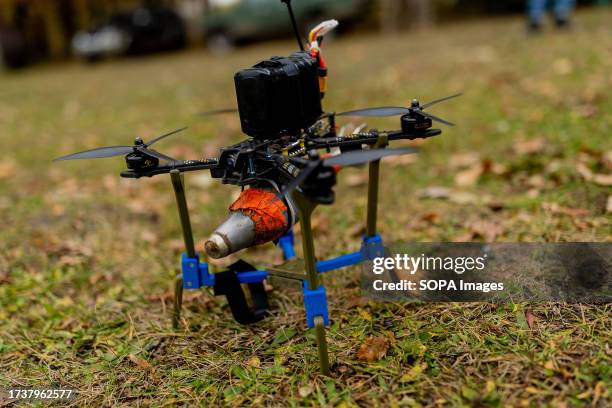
<box><xmin>234</xmin><ymin>51</ymin><xmax>322</xmax><ymax>139</ymax></box>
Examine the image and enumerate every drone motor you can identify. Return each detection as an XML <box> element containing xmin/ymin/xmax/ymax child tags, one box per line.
<box><xmin>401</xmin><ymin>114</ymin><xmax>433</xmax><ymax>134</ymax></box>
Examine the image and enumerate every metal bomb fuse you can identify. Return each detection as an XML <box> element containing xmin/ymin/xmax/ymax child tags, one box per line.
<box><xmin>205</xmin><ymin>187</ymin><xmax>296</xmax><ymax>259</ymax></box>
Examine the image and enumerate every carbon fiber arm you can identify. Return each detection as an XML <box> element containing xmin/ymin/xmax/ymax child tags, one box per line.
<box><xmin>120</xmin><ymin>159</ymin><xmax>218</xmax><ymax>178</ymax></box>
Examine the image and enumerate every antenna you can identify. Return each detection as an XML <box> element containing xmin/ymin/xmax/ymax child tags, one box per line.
<box><xmin>281</xmin><ymin>0</ymin><xmax>305</xmax><ymax>51</ymax></box>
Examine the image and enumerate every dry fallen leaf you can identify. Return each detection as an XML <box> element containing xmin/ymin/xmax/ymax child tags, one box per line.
<box><xmin>418</xmin><ymin>186</ymin><xmax>450</xmax><ymax>199</ymax></box>
<box><xmin>449</xmin><ymin>152</ymin><xmax>480</xmax><ymax>169</ymax></box>
<box><xmin>467</xmin><ymin>220</ymin><xmax>504</xmax><ymax>241</ymax></box>
<box><xmin>573</xmin><ymin>104</ymin><xmax>598</xmax><ymax>118</ymax></box>
<box><xmin>57</xmin><ymin>255</ymin><xmax>85</xmax><ymax>267</ymax></box>
<box><xmin>311</xmin><ymin>214</ymin><xmax>330</xmax><ymax>233</ymax></box>
<box><xmin>128</xmin><ymin>355</ymin><xmax>154</xmax><ymax>372</ymax></box>
<box><xmin>349</xmin><ymin>223</ymin><xmax>366</xmax><ymax>237</ymax></box>
<box><xmin>513</xmin><ymin>138</ymin><xmax>545</xmax><ymax>155</ymax></box>
<box><xmin>592</xmin><ymin>173</ymin><xmax>612</xmax><ymax>187</ymax></box>
<box><xmin>127</xmin><ymin>199</ymin><xmax>151</xmax><ymax>215</ymax></box>
<box><xmin>607</xmin><ymin>196</ymin><xmax>612</xmax><ymax>214</ymax></box>
<box><xmin>526</xmin><ymin>174</ymin><xmax>546</xmax><ymax>189</ymax></box>
<box><xmin>545</xmin><ymin>160</ymin><xmax>562</xmax><ymax>174</ymax></box>
<box><xmin>44</xmin><ymin>239</ymin><xmax>93</xmax><ymax>259</ymax></box>
<box><xmin>190</xmin><ymin>173</ymin><xmax>213</xmax><ymax>189</ymax></box>
<box><xmin>603</xmin><ymin>150</ymin><xmax>612</xmax><ymax>171</ymax></box>
<box><xmin>0</xmin><ymin>158</ymin><xmax>16</xmax><ymax>179</ymax></box>
<box><xmin>101</xmin><ymin>174</ymin><xmax>118</xmax><ymax>191</ymax></box>
<box><xmin>298</xmin><ymin>385</ymin><xmax>313</xmax><ymax>398</ymax></box>
<box><xmin>356</xmin><ymin>336</ymin><xmax>390</xmax><ymax>362</ymax></box>
<box><xmin>525</xmin><ymin>309</ymin><xmax>536</xmax><ymax>329</ymax></box>
<box><xmin>526</xmin><ymin>188</ymin><xmax>540</xmax><ymax>198</ymax></box>
<box><xmin>347</xmin><ymin>299</ymin><xmax>368</xmax><ymax>310</ymax></box>
<box><xmin>345</xmin><ymin>172</ymin><xmax>368</xmax><ymax>187</ymax></box>
<box><xmin>542</xmin><ymin>202</ymin><xmax>590</xmax><ymax>218</ymax></box>
<box><xmin>140</xmin><ymin>229</ymin><xmax>158</xmax><ymax>244</ymax></box>
<box><xmin>420</xmin><ymin>212</ymin><xmax>441</xmax><ymax>224</ymax></box>
<box><xmin>167</xmin><ymin>143</ymin><xmax>199</xmax><ymax>159</ymax></box>
<box><xmin>576</xmin><ymin>162</ymin><xmax>593</xmax><ymax>180</ymax></box>
<box><xmin>454</xmin><ymin>163</ymin><xmax>483</xmax><ymax>187</ymax></box>
<box><xmin>576</xmin><ymin>161</ymin><xmax>612</xmax><ymax>186</ymax></box>
<box><xmin>491</xmin><ymin>162</ymin><xmax>508</xmax><ymax>175</ymax></box>
<box><xmin>385</xmin><ymin>153</ymin><xmax>418</xmax><ymax>167</ymax></box>
<box><xmin>449</xmin><ymin>191</ymin><xmax>479</xmax><ymax>205</ymax></box>
<box><xmin>593</xmin><ymin>381</ymin><xmax>605</xmax><ymax>406</ymax></box>
<box><xmin>145</xmin><ymin>290</ymin><xmax>174</xmax><ymax>302</ymax></box>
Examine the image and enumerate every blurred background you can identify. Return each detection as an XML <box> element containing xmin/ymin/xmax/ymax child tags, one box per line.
<box><xmin>1</xmin><ymin>1</ymin><xmax>611</xmax><ymax>405</ymax></box>
<box><xmin>0</xmin><ymin>0</ymin><xmax>609</xmax><ymax>69</ymax></box>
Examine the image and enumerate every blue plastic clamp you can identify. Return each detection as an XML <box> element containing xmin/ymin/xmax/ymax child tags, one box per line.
<box><xmin>237</xmin><ymin>270</ymin><xmax>268</xmax><ymax>284</ymax></box>
<box><xmin>303</xmin><ymin>281</ymin><xmax>330</xmax><ymax>328</ymax></box>
<box><xmin>316</xmin><ymin>251</ymin><xmax>363</xmax><ymax>273</ymax></box>
<box><xmin>361</xmin><ymin>234</ymin><xmax>385</xmax><ymax>261</ymax></box>
<box><xmin>181</xmin><ymin>253</ymin><xmax>214</xmax><ymax>289</ymax></box>
<box><xmin>278</xmin><ymin>229</ymin><xmax>296</xmax><ymax>260</ymax></box>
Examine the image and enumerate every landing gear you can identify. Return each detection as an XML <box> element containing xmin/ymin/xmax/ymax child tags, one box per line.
<box><xmin>169</xmin><ymin>133</ymin><xmax>391</xmax><ymax>375</ymax></box>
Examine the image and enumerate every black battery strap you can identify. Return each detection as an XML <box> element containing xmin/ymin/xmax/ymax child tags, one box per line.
<box><xmin>213</xmin><ymin>260</ymin><xmax>269</xmax><ymax>325</ymax></box>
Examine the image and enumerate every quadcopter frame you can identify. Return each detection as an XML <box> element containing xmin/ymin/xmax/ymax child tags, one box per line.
<box><xmin>169</xmin><ymin>132</ymin><xmax>392</xmax><ymax>376</ymax></box>
<box><xmin>52</xmin><ymin>0</ymin><xmax>458</xmax><ymax>378</ymax></box>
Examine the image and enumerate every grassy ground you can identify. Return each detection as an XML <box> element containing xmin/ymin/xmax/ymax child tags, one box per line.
<box><xmin>1</xmin><ymin>9</ymin><xmax>611</xmax><ymax>407</ymax></box>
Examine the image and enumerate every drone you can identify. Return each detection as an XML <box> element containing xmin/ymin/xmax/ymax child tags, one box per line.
<box><xmin>55</xmin><ymin>0</ymin><xmax>459</xmax><ymax>376</ymax></box>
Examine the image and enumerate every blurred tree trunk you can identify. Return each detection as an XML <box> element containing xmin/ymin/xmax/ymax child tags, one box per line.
<box><xmin>379</xmin><ymin>0</ymin><xmax>402</xmax><ymax>33</ymax></box>
<box><xmin>40</xmin><ymin>1</ymin><xmax>65</xmax><ymax>58</ymax></box>
<box><xmin>379</xmin><ymin>0</ymin><xmax>435</xmax><ymax>33</ymax></box>
<box><xmin>408</xmin><ymin>0</ymin><xmax>434</xmax><ymax>30</ymax></box>
<box><xmin>73</xmin><ymin>0</ymin><xmax>90</xmax><ymax>30</ymax></box>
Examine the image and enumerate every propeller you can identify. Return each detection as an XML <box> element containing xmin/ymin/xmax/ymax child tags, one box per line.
<box><xmin>196</xmin><ymin>108</ymin><xmax>238</xmax><ymax>117</ymax></box>
<box><xmin>54</xmin><ymin>127</ymin><xmax>187</xmax><ymax>162</ymax></box>
<box><xmin>337</xmin><ymin>93</ymin><xmax>461</xmax><ymax>126</ymax></box>
<box><xmin>421</xmin><ymin>93</ymin><xmax>463</xmax><ymax>109</ymax></box>
<box><xmin>283</xmin><ymin>147</ymin><xmax>417</xmax><ymax>193</ymax></box>
<box><xmin>145</xmin><ymin>127</ymin><xmax>189</xmax><ymax>147</ymax></box>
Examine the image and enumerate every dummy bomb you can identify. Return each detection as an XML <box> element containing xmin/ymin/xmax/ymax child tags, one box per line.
<box><xmin>205</xmin><ymin>187</ymin><xmax>296</xmax><ymax>259</ymax></box>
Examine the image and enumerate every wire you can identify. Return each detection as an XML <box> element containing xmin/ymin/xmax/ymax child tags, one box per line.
<box><xmin>281</xmin><ymin>0</ymin><xmax>304</xmax><ymax>51</ymax></box>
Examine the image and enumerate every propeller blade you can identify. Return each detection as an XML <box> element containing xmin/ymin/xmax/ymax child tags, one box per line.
<box><xmin>142</xmin><ymin>148</ymin><xmax>178</xmax><ymax>163</ymax></box>
<box><xmin>53</xmin><ymin>146</ymin><xmax>133</xmax><ymax>161</ymax></box>
<box><xmin>420</xmin><ymin>111</ymin><xmax>455</xmax><ymax>127</ymax></box>
<box><xmin>283</xmin><ymin>161</ymin><xmax>320</xmax><ymax>194</ymax></box>
<box><xmin>337</xmin><ymin>106</ymin><xmax>410</xmax><ymax>117</ymax></box>
<box><xmin>283</xmin><ymin>148</ymin><xmax>418</xmax><ymax>193</ymax></box>
<box><xmin>324</xmin><ymin>147</ymin><xmax>418</xmax><ymax>167</ymax></box>
<box><xmin>421</xmin><ymin>93</ymin><xmax>462</xmax><ymax>110</ymax></box>
<box><xmin>196</xmin><ymin>108</ymin><xmax>238</xmax><ymax>117</ymax></box>
<box><xmin>145</xmin><ymin>126</ymin><xmax>188</xmax><ymax>147</ymax></box>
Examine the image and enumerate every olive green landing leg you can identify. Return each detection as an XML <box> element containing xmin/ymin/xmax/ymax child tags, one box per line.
<box><xmin>292</xmin><ymin>192</ymin><xmax>331</xmax><ymax>376</ymax></box>
<box><xmin>314</xmin><ymin>316</ymin><xmax>330</xmax><ymax>375</ymax></box>
<box><xmin>366</xmin><ymin>133</ymin><xmax>389</xmax><ymax>237</ymax></box>
<box><xmin>170</xmin><ymin>169</ymin><xmax>197</xmax><ymax>329</ymax></box>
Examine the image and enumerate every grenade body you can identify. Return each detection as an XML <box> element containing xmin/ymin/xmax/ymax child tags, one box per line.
<box><xmin>205</xmin><ymin>187</ymin><xmax>296</xmax><ymax>259</ymax></box>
